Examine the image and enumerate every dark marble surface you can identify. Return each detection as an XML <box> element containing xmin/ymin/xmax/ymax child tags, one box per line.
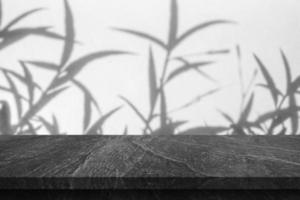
<box><xmin>0</xmin><ymin>136</ymin><xmax>299</xmax><ymax>189</ymax></box>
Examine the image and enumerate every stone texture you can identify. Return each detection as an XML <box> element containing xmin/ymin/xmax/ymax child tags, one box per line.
<box><xmin>0</xmin><ymin>136</ymin><xmax>299</xmax><ymax>189</ymax></box>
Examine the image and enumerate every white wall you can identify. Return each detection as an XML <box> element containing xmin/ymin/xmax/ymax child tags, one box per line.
<box><xmin>0</xmin><ymin>0</ymin><xmax>299</xmax><ymax>134</ymax></box>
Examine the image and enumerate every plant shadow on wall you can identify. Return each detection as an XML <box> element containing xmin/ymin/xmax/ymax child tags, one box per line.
<box><xmin>0</xmin><ymin>0</ymin><xmax>131</xmax><ymax>135</ymax></box>
<box><xmin>0</xmin><ymin>0</ymin><xmax>299</xmax><ymax>135</ymax></box>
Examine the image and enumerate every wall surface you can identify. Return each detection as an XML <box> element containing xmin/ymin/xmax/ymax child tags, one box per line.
<box><xmin>0</xmin><ymin>0</ymin><xmax>299</xmax><ymax>134</ymax></box>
